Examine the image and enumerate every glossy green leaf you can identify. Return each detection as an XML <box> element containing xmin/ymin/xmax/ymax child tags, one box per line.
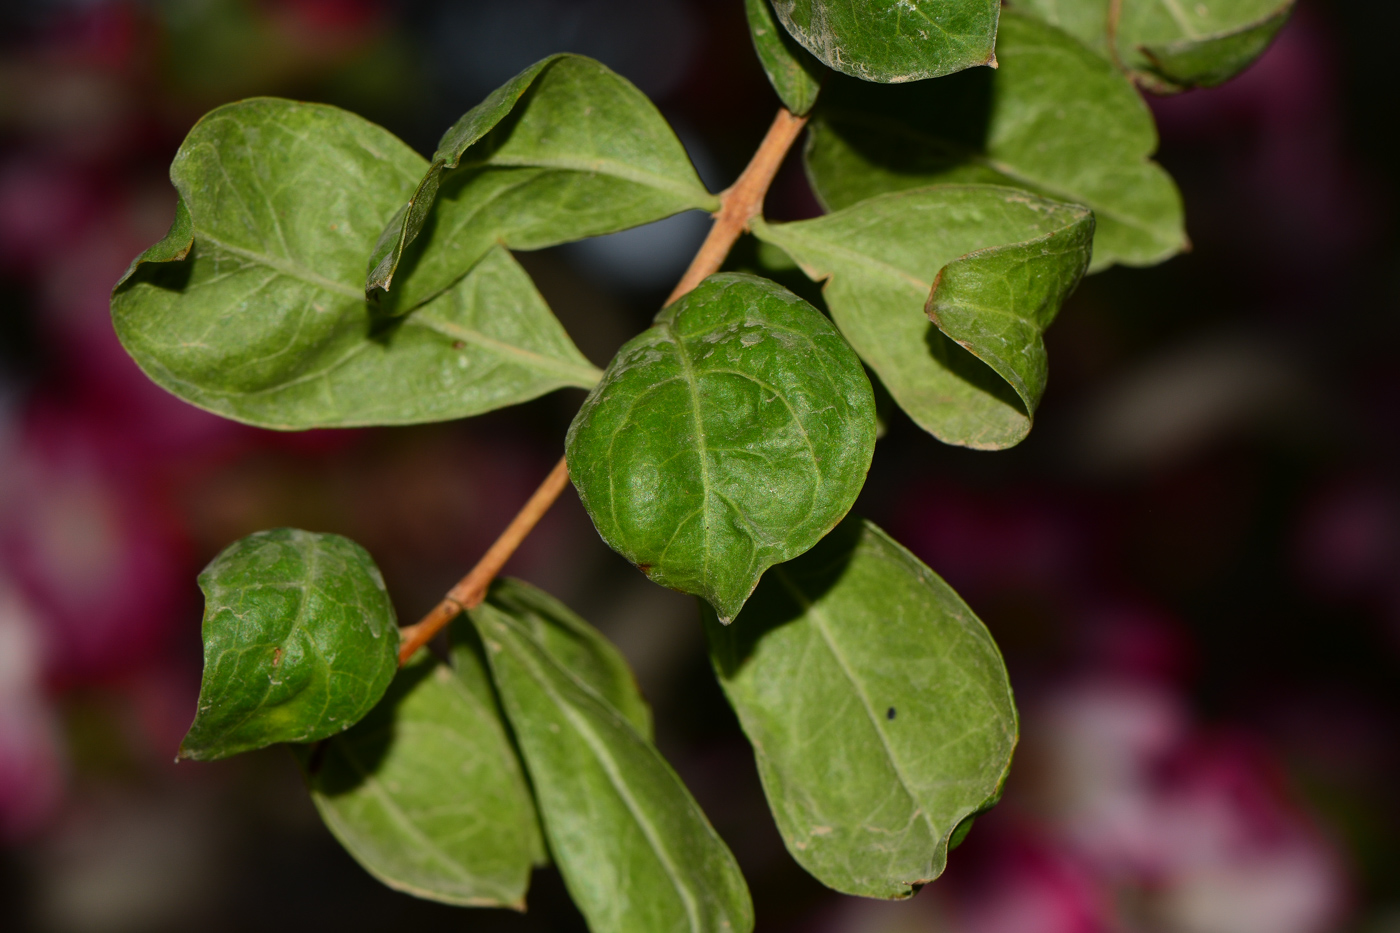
<box><xmin>745</xmin><ymin>0</ymin><xmax>824</xmax><ymax>116</ymax></box>
<box><xmin>1012</xmin><ymin>0</ymin><xmax>1293</xmax><ymax>91</ymax></box>
<box><xmin>753</xmin><ymin>185</ymin><xmax>1092</xmax><ymax>450</ymax></box>
<box><xmin>804</xmin><ymin>10</ymin><xmax>1185</xmax><ymax>271</ymax></box>
<box><xmin>485</xmin><ymin>579</ymin><xmax>652</xmax><ymax>738</ymax></box>
<box><xmin>566</xmin><ymin>273</ymin><xmax>877</xmax><ymax>623</ymax></box>
<box><xmin>369</xmin><ymin>55</ymin><xmax>719</xmax><ymax>312</ymax></box>
<box><xmin>111</xmin><ymin>98</ymin><xmax>597</xmax><ymax>429</ymax></box>
<box><xmin>180</xmin><ymin>529</ymin><xmax>399</xmax><ymax>761</ymax></box>
<box><xmin>770</xmin><ymin>0</ymin><xmax>999</xmax><ymax>82</ymax></box>
<box><xmin>706</xmin><ymin>517</ymin><xmax>1018</xmax><ymax>899</ymax></box>
<box><xmin>297</xmin><ymin>628</ymin><xmax>544</xmax><ymax>907</ymax></box>
<box><xmin>472</xmin><ymin>589</ymin><xmax>753</xmax><ymax>933</ymax></box>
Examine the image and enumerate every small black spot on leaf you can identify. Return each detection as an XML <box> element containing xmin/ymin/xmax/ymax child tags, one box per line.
<box><xmin>886</xmin><ymin>706</ymin><xmax>896</xmax><ymax>720</ymax></box>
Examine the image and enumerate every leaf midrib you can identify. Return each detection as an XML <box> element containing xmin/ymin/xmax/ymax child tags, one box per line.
<box><xmin>199</xmin><ymin>232</ymin><xmax>362</xmax><ymax>299</ymax></box>
<box><xmin>413</xmin><ymin>313</ymin><xmax>602</xmax><ymax>387</ymax></box>
<box><xmin>771</xmin><ymin>566</ymin><xmax>939</xmax><ymax>847</ymax></box>
<box><xmin>665</xmin><ymin>317</ymin><xmax>715</xmax><ymax>596</ymax></box>
<box><xmin>332</xmin><ymin>735</ymin><xmax>485</xmax><ymax>888</ymax></box>
<box><xmin>499</xmin><ymin>618</ymin><xmax>707</xmax><ymax>933</ymax></box>
<box><xmin>460</xmin><ymin>153</ymin><xmax>716</xmax><ymax>208</ymax></box>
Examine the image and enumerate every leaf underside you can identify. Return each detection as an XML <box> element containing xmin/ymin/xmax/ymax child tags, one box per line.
<box><xmin>566</xmin><ymin>273</ymin><xmax>877</xmax><ymax>623</ymax></box>
<box><xmin>299</xmin><ymin>578</ymin><xmax>653</xmax><ymax>909</ymax></box>
<box><xmin>472</xmin><ymin>584</ymin><xmax>754</xmax><ymax>933</ymax></box>
<box><xmin>298</xmin><ymin>629</ymin><xmax>544</xmax><ymax>908</ymax></box>
<box><xmin>180</xmin><ymin>529</ymin><xmax>399</xmax><ymax>761</ymax></box>
<box><xmin>754</xmin><ymin>185</ymin><xmax>1093</xmax><ymax>451</ymax></box>
<box><xmin>804</xmin><ymin>10</ymin><xmax>1185</xmax><ymax>272</ymax></box>
<box><xmin>706</xmin><ymin>517</ymin><xmax>1018</xmax><ymax>899</ymax></box>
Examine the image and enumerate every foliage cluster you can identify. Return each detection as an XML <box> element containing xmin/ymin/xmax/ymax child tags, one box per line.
<box><xmin>110</xmin><ymin>1</ymin><xmax>1293</xmax><ymax>929</ymax></box>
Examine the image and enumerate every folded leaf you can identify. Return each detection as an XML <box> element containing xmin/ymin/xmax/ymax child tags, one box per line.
<box><xmin>180</xmin><ymin>529</ymin><xmax>399</xmax><ymax>761</ymax></box>
<box><xmin>472</xmin><ymin>589</ymin><xmax>753</xmax><ymax>933</ymax></box>
<box><xmin>805</xmin><ymin>10</ymin><xmax>1185</xmax><ymax>271</ymax></box>
<box><xmin>706</xmin><ymin>517</ymin><xmax>1018</xmax><ymax>899</ymax></box>
<box><xmin>566</xmin><ymin>273</ymin><xmax>877</xmax><ymax>623</ymax></box>
<box><xmin>112</xmin><ymin>98</ymin><xmax>597</xmax><ymax>429</ymax></box>
<box><xmin>745</xmin><ymin>0</ymin><xmax>824</xmax><ymax>116</ymax></box>
<box><xmin>297</xmin><ymin>628</ymin><xmax>544</xmax><ymax>907</ymax></box>
<box><xmin>769</xmin><ymin>0</ymin><xmax>999</xmax><ymax>82</ymax></box>
<box><xmin>369</xmin><ymin>55</ymin><xmax>719</xmax><ymax>311</ymax></box>
<box><xmin>753</xmin><ymin>185</ymin><xmax>1092</xmax><ymax>450</ymax></box>
<box><xmin>1012</xmin><ymin>0</ymin><xmax>1294</xmax><ymax>91</ymax></box>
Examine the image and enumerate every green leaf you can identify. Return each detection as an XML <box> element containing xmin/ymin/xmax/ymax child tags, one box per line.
<box><xmin>769</xmin><ymin>0</ymin><xmax>1000</xmax><ymax>82</ymax></box>
<box><xmin>804</xmin><ymin>10</ymin><xmax>1186</xmax><ymax>271</ymax></box>
<box><xmin>1011</xmin><ymin>0</ymin><xmax>1294</xmax><ymax>91</ymax></box>
<box><xmin>745</xmin><ymin>0</ymin><xmax>825</xmax><ymax>116</ymax></box>
<box><xmin>472</xmin><ymin>588</ymin><xmax>754</xmax><ymax>933</ymax></box>
<box><xmin>705</xmin><ymin>517</ymin><xmax>1017</xmax><ymax>899</ymax></box>
<box><xmin>296</xmin><ymin>627</ymin><xmax>545</xmax><ymax>908</ymax></box>
<box><xmin>485</xmin><ymin>578</ymin><xmax>652</xmax><ymax>738</ymax></box>
<box><xmin>566</xmin><ymin>273</ymin><xmax>877</xmax><ymax>623</ymax></box>
<box><xmin>111</xmin><ymin>98</ymin><xmax>598</xmax><ymax>430</ymax></box>
<box><xmin>115</xmin><ymin>195</ymin><xmax>192</xmax><ymax>286</ymax></box>
<box><xmin>180</xmin><ymin>529</ymin><xmax>399</xmax><ymax>761</ymax></box>
<box><xmin>753</xmin><ymin>185</ymin><xmax>1092</xmax><ymax>450</ymax></box>
<box><xmin>368</xmin><ymin>55</ymin><xmax>719</xmax><ymax>310</ymax></box>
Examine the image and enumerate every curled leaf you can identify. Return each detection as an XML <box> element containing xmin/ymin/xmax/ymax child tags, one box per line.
<box><xmin>180</xmin><ymin>529</ymin><xmax>399</xmax><ymax>761</ymax></box>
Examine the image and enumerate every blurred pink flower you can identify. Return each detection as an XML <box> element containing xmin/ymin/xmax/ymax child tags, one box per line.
<box><xmin>0</xmin><ymin>576</ymin><xmax>65</xmax><ymax>841</ymax></box>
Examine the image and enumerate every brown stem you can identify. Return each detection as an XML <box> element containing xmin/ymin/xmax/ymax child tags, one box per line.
<box><xmin>1105</xmin><ymin>0</ymin><xmax>1126</xmax><ymax>71</ymax></box>
<box><xmin>665</xmin><ymin>107</ymin><xmax>808</xmax><ymax>306</ymax></box>
<box><xmin>397</xmin><ymin>106</ymin><xmax>809</xmax><ymax>665</ymax></box>
<box><xmin>397</xmin><ymin>456</ymin><xmax>570</xmax><ymax>663</ymax></box>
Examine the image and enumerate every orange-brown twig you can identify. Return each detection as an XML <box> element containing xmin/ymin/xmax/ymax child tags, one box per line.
<box><xmin>396</xmin><ymin>456</ymin><xmax>570</xmax><ymax>663</ymax></box>
<box><xmin>397</xmin><ymin>106</ymin><xmax>808</xmax><ymax>665</ymax></box>
<box><xmin>666</xmin><ymin>107</ymin><xmax>808</xmax><ymax>306</ymax></box>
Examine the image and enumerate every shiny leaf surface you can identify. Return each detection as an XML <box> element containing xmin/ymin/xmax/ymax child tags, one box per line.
<box><xmin>706</xmin><ymin>518</ymin><xmax>1018</xmax><ymax>899</ymax></box>
<box><xmin>370</xmin><ymin>55</ymin><xmax>718</xmax><ymax>311</ymax></box>
<box><xmin>805</xmin><ymin>10</ymin><xmax>1185</xmax><ymax>271</ymax></box>
<box><xmin>472</xmin><ymin>587</ymin><xmax>753</xmax><ymax>933</ymax></box>
<box><xmin>753</xmin><ymin>186</ymin><xmax>1092</xmax><ymax>450</ymax></box>
<box><xmin>180</xmin><ymin>529</ymin><xmax>398</xmax><ymax>761</ymax></box>
<box><xmin>566</xmin><ymin>273</ymin><xmax>877</xmax><ymax>623</ymax></box>
<box><xmin>770</xmin><ymin>0</ymin><xmax>1000</xmax><ymax>82</ymax></box>
<box><xmin>112</xmin><ymin>99</ymin><xmax>596</xmax><ymax>429</ymax></box>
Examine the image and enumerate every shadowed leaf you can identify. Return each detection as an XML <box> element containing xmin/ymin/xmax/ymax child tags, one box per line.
<box><xmin>746</xmin><ymin>0</ymin><xmax>825</xmax><ymax>115</ymax></box>
<box><xmin>805</xmin><ymin>10</ymin><xmax>1185</xmax><ymax>271</ymax></box>
<box><xmin>296</xmin><ymin>627</ymin><xmax>544</xmax><ymax>907</ymax></box>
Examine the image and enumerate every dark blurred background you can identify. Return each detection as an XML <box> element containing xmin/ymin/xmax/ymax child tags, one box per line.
<box><xmin>1</xmin><ymin>1</ymin><xmax>1397</xmax><ymax>930</ymax></box>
